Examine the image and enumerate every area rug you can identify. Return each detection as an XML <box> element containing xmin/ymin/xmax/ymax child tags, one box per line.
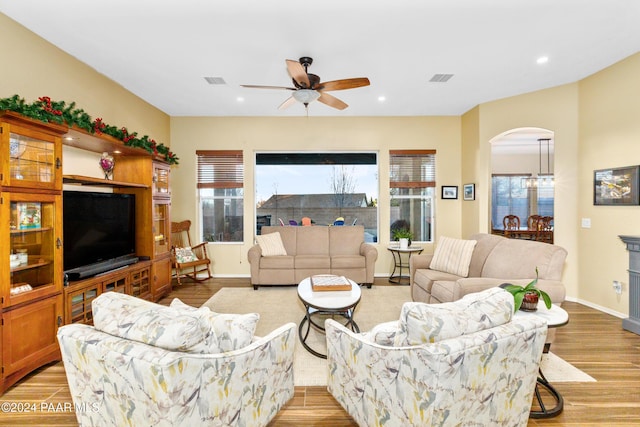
<box><xmin>202</xmin><ymin>286</ymin><xmax>595</xmax><ymax>386</ymax></box>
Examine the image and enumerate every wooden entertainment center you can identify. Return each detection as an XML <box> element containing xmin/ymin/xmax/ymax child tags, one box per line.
<box><xmin>0</xmin><ymin>112</ymin><xmax>172</xmax><ymax>393</ymax></box>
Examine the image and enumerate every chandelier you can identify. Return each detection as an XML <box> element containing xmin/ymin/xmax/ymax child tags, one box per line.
<box><xmin>522</xmin><ymin>138</ymin><xmax>554</xmax><ymax>188</ymax></box>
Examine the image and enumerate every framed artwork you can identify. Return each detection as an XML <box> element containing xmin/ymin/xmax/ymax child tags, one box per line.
<box><xmin>594</xmin><ymin>165</ymin><xmax>640</xmax><ymax>206</ymax></box>
<box><xmin>463</xmin><ymin>183</ymin><xmax>475</xmax><ymax>201</ymax></box>
<box><xmin>441</xmin><ymin>185</ymin><xmax>458</xmax><ymax>200</ymax></box>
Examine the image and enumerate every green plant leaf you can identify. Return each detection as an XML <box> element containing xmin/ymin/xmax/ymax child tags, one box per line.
<box><xmin>539</xmin><ymin>289</ymin><xmax>552</xmax><ymax>309</ymax></box>
<box><xmin>512</xmin><ymin>291</ymin><xmax>525</xmax><ymax>312</ymax></box>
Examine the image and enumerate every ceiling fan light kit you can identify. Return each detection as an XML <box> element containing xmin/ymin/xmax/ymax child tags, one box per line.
<box><xmin>241</xmin><ymin>56</ymin><xmax>370</xmax><ymax>112</ymax></box>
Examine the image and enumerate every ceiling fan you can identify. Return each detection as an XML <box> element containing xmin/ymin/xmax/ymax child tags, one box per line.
<box><xmin>241</xmin><ymin>57</ymin><xmax>370</xmax><ymax>111</ymax></box>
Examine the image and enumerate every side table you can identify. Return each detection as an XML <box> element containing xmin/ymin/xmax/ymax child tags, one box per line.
<box><xmin>387</xmin><ymin>245</ymin><xmax>423</xmax><ymax>285</ymax></box>
<box><xmin>515</xmin><ymin>302</ymin><xmax>569</xmax><ymax>418</ymax></box>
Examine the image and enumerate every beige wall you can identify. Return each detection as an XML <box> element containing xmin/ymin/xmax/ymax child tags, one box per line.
<box><xmin>0</xmin><ymin>14</ymin><xmax>170</xmax><ymax>155</ymax></box>
<box><xmin>462</xmin><ymin>83</ymin><xmax>581</xmax><ymax>302</ymax></box>
<box><xmin>577</xmin><ymin>53</ymin><xmax>640</xmax><ymax>316</ymax></box>
<box><xmin>170</xmin><ymin>116</ymin><xmax>462</xmax><ymax>277</ymax></box>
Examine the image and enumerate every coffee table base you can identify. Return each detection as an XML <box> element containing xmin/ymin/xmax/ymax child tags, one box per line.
<box><xmin>298</xmin><ymin>307</ymin><xmax>359</xmax><ymax>359</ymax></box>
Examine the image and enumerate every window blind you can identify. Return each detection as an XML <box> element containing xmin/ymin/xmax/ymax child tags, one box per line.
<box><xmin>196</xmin><ymin>150</ymin><xmax>243</xmax><ymax>189</ymax></box>
<box><xmin>389</xmin><ymin>150</ymin><xmax>436</xmax><ymax>188</ymax></box>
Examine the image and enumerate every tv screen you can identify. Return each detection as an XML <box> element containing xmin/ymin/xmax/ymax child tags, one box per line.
<box><xmin>63</xmin><ymin>191</ymin><xmax>136</xmax><ymax>272</ymax></box>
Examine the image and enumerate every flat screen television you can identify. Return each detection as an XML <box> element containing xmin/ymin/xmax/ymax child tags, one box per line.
<box><xmin>63</xmin><ymin>191</ymin><xmax>137</xmax><ymax>279</ymax></box>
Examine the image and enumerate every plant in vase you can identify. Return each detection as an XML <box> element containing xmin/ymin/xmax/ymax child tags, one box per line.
<box><xmin>501</xmin><ymin>267</ymin><xmax>552</xmax><ymax>312</ymax></box>
<box><xmin>392</xmin><ymin>228</ymin><xmax>413</xmax><ymax>249</ymax></box>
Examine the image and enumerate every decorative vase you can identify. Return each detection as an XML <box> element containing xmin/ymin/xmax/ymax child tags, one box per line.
<box><xmin>520</xmin><ymin>292</ymin><xmax>539</xmax><ymax>311</ymax></box>
<box><xmin>399</xmin><ymin>238</ymin><xmax>409</xmax><ymax>249</ymax></box>
<box><xmin>99</xmin><ymin>152</ymin><xmax>115</xmax><ymax>180</ymax></box>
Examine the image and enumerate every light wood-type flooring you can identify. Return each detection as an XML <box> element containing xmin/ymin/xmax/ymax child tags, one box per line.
<box><xmin>1</xmin><ymin>277</ymin><xmax>639</xmax><ymax>426</ymax></box>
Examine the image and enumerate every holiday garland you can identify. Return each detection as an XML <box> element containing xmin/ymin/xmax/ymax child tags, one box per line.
<box><xmin>0</xmin><ymin>95</ymin><xmax>178</xmax><ymax>164</ymax></box>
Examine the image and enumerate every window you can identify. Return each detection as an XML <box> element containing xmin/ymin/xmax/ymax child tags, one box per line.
<box><xmin>491</xmin><ymin>174</ymin><xmax>554</xmax><ymax>230</ymax></box>
<box><xmin>255</xmin><ymin>152</ymin><xmax>378</xmax><ymax>241</ymax></box>
<box><xmin>197</xmin><ymin>150</ymin><xmax>244</xmax><ymax>242</ymax></box>
<box><xmin>389</xmin><ymin>150</ymin><xmax>436</xmax><ymax>243</ymax></box>
<box><xmin>491</xmin><ymin>174</ymin><xmax>529</xmax><ymax>229</ymax></box>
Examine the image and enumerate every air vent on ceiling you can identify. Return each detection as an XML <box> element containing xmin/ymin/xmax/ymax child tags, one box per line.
<box><xmin>204</xmin><ymin>76</ymin><xmax>227</xmax><ymax>85</ymax></box>
<box><xmin>429</xmin><ymin>74</ymin><xmax>454</xmax><ymax>83</ymax></box>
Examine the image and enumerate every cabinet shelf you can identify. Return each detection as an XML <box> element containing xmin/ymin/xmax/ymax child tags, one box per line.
<box><xmin>11</xmin><ymin>226</ymin><xmax>53</xmax><ymax>234</ymax></box>
<box><xmin>63</xmin><ymin>175</ymin><xmax>148</xmax><ymax>189</ymax></box>
<box><xmin>10</xmin><ymin>258</ymin><xmax>51</xmax><ymax>273</ymax></box>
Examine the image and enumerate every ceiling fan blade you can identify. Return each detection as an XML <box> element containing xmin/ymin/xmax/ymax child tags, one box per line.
<box><xmin>318</xmin><ymin>77</ymin><xmax>370</xmax><ymax>91</ymax></box>
<box><xmin>286</xmin><ymin>59</ymin><xmax>310</xmax><ymax>88</ymax></box>
<box><xmin>278</xmin><ymin>96</ymin><xmax>297</xmax><ymax>110</ymax></box>
<box><xmin>317</xmin><ymin>92</ymin><xmax>348</xmax><ymax>110</ymax></box>
<box><xmin>240</xmin><ymin>84</ymin><xmax>295</xmax><ymax>90</ymax></box>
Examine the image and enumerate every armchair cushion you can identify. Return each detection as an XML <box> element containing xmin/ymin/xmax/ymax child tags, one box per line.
<box><xmin>170</xmin><ymin>298</ymin><xmax>260</xmax><ymax>353</ymax></box>
<box><xmin>93</xmin><ymin>293</ymin><xmax>259</xmax><ymax>354</ymax></box>
<box><xmin>395</xmin><ymin>287</ymin><xmax>513</xmax><ymax>346</ymax></box>
<box><xmin>429</xmin><ymin>236</ymin><xmax>477</xmax><ymax>277</ymax></box>
<box><xmin>256</xmin><ymin>231</ymin><xmax>288</xmax><ymax>256</ymax></box>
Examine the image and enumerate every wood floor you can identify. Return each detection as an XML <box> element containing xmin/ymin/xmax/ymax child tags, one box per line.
<box><xmin>2</xmin><ymin>277</ymin><xmax>639</xmax><ymax>426</ymax></box>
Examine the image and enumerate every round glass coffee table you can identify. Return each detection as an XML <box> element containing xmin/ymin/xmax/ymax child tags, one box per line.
<box><xmin>297</xmin><ymin>276</ymin><xmax>361</xmax><ymax>359</ymax></box>
<box><xmin>515</xmin><ymin>302</ymin><xmax>569</xmax><ymax>418</ymax></box>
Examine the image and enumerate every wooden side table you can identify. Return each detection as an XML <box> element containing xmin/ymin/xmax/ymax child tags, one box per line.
<box><xmin>387</xmin><ymin>245</ymin><xmax>423</xmax><ymax>285</ymax></box>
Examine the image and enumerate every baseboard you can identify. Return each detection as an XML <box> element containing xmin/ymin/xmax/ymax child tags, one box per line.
<box><xmin>565</xmin><ymin>295</ymin><xmax>626</xmax><ymax>319</ymax></box>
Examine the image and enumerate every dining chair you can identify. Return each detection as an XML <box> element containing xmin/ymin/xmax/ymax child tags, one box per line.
<box><xmin>537</xmin><ymin>216</ymin><xmax>554</xmax><ymax>244</ymax></box>
<box><xmin>502</xmin><ymin>214</ymin><xmax>520</xmax><ymax>238</ymax></box>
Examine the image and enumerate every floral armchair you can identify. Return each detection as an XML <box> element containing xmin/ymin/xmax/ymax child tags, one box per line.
<box><xmin>326</xmin><ymin>288</ymin><xmax>547</xmax><ymax>427</ymax></box>
<box><xmin>57</xmin><ymin>292</ymin><xmax>296</xmax><ymax>427</ymax></box>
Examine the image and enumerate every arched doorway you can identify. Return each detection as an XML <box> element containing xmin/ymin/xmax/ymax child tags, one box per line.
<box><xmin>490</xmin><ymin>128</ymin><xmax>554</xmax><ymax>239</ymax></box>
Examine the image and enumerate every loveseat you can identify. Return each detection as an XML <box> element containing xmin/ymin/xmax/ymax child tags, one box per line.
<box><xmin>410</xmin><ymin>233</ymin><xmax>567</xmax><ymax>345</ymax></box>
<box><xmin>248</xmin><ymin>225</ymin><xmax>378</xmax><ymax>289</ymax></box>
<box><xmin>326</xmin><ymin>287</ymin><xmax>548</xmax><ymax>426</ymax></box>
<box><xmin>57</xmin><ymin>292</ymin><xmax>296</xmax><ymax>427</ymax></box>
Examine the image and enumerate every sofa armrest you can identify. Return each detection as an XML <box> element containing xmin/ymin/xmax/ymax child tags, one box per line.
<box><xmin>409</xmin><ymin>253</ymin><xmax>434</xmax><ymax>284</ymax></box>
<box><xmin>360</xmin><ymin>242</ymin><xmax>378</xmax><ymax>284</ymax></box>
<box><xmin>453</xmin><ymin>277</ymin><xmax>566</xmax><ymax>304</ymax></box>
<box><xmin>247</xmin><ymin>244</ymin><xmax>263</xmax><ymax>284</ymax></box>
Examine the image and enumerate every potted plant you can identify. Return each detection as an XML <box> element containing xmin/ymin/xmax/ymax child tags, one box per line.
<box><xmin>392</xmin><ymin>228</ymin><xmax>413</xmax><ymax>249</ymax></box>
<box><xmin>501</xmin><ymin>268</ymin><xmax>552</xmax><ymax>312</ymax></box>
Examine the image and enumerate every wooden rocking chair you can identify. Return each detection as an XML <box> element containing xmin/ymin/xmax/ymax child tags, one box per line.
<box><xmin>170</xmin><ymin>220</ymin><xmax>212</xmax><ymax>285</ymax></box>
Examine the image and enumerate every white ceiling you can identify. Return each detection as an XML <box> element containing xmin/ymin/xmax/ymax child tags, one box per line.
<box><xmin>1</xmin><ymin>0</ymin><xmax>639</xmax><ymax>118</ymax></box>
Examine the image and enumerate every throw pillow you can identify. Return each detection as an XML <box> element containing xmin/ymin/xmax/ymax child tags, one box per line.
<box><xmin>175</xmin><ymin>246</ymin><xmax>199</xmax><ymax>263</ymax></box>
<box><xmin>393</xmin><ymin>287</ymin><xmax>513</xmax><ymax>346</ymax></box>
<box><xmin>256</xmin><ymin>232</ymin><xmax>287</xmax><ymax>256</ymax></box>
<box><xmin>429</xmin><ymin>236</ymin><xmax>477</xmax><ymax>277</ymax></box>
<box><xmin>170</xmin><ymin>298</ymin><xmax>260</xmax><ymax>353</ymax></box>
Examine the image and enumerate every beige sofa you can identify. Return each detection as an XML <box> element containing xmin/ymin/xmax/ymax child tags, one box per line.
<box><xmin>410</xmin><ymin>233</ymin><xmax>567</xmax><ymax>345</ymax></box>
<box><xmin>248</xmin><ymin>225</ymin><xmax>378</xmax><ymax>289</ymax></box>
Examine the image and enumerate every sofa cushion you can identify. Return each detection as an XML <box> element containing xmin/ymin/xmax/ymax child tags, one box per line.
<box><xmin>170</xmin><ymin>298</ymin><xmax>260</xmax><ymax>352</ymax></box>
<box><xmin>296</xmin><ymin>227</ymin><xmax>329</xmax><ymax>255</ymax></box>
<box><xmin>329</xmin><ymin>226</ymin><xmax>365</xmax><ymax>255</ymax></box>
<box><xmin>481</xmin><ymin>238</ymin><xmax>568</xmax><ymax>280</ymax></box>
<box><xmin>256</xmin><ymin>232</ymin><xmax>287</xmax><ymax>256</ymax></box>
<box><xmin>260</xmin><ymin>255</ymin><xmax>295</xmax><ymax>269</ymax></box>
<box><xmin>331</xmin><ymin>255</ymin><xmax>366</xmax><ymax>269</ymax></box>
<box><xmin>394</xmin><ymin>287</ymin><xmax>513</xmax><ymax>346</ymax></box>
<box><xmin>295</xmin><ymin>255</ymin><xmax>330</xmax><ymax>269</ymax></box>
<box><xmin>429</xmin><ymin>236</ymin><xmax>477</xmax><ymax>277</ymax></box>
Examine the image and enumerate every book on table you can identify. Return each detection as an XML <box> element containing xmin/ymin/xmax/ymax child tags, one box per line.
<box><xmin>310</xmin><ymin>275</ymin><xmax>352</xmax><ymax>291</ymax></box>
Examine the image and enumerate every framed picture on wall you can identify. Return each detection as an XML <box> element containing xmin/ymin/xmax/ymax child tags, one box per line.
<box><xmin>463</xmin><ymin>183</ymin><xmax>475</xmax><ymax>201</ymax></box>
<box><xmin>441</xmin><ymin>185</ymin><xmax>458</xmax><ymax>200</ymax></box>
<box><xmin>594</xmin><ymin>165</ymin><xmax>640</xmax><ymax>206</ymax></box>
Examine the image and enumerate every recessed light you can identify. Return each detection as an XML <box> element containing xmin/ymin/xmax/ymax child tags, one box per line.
<box><xmin>378</xmin><ymin>96</ymin><xmax>386</xmax><ymax>102</ymax></box>
<box><xmin>537</xmin><ymin>56</ymin><xmax>549</xmax><ymax>64</ymax></box>
<box><xmin>237</xmin><ymin>97</ymin><xmax>244</xmax><ymax>102</ymax></box>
